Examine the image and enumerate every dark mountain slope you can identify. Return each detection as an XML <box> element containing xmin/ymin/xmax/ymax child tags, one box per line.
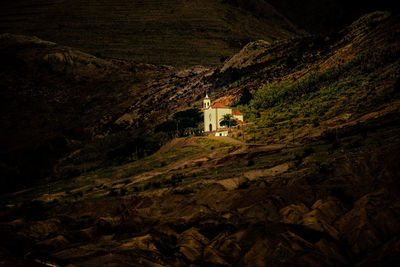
<box><xmin>268</xmin><ymin>0</ymin><xmax>399</xmax><ymax>33</ymax></box>
<box><xmin>0</xmin><ymin>33</ymin><xmax>176</xmax><ymax>191</ymax></box>
<box><xmin>0</xmin><ymin>0</ymin><xmax>303</xmax><ymax>66</ymax></box>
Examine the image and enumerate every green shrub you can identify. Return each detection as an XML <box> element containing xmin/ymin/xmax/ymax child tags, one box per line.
<box><xmin>250</xmin><ymin>66</ymin><xmax>343</xmax><ymax>111</ymax></box>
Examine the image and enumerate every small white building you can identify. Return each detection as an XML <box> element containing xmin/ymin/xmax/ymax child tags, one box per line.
<box><xmin>203</xmin><ymin>94</ymin><xmax>243</xmax><ymax>132</ymax></box>
<box><xmin>215</xmin><ymin>130</ymin><xmax>228</xmax><ymax>137</ymax></box>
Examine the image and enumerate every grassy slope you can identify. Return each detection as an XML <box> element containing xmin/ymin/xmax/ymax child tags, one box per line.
<box><xmin>0</xmin><ymin>0</ymin><xmax>301</xmax><ymax>66</ymax></box>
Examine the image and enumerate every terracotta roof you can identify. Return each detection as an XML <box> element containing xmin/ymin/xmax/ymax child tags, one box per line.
<box><xmin>236</xmin><ymin>120</ymin><xmax>243</xmax><ymax>124</ymax></box>
<box><xmin>232</xmin><ymin>110</ymin><xmax>242</xmax><ymax>115</ymax></box>
<box><xmin>212</xmin><ymin>103</ymin><xmax>230</xmax><ymax>109</ymax></box>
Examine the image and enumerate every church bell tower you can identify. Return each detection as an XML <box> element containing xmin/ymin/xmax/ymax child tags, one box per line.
<box><xmin>203</xmin><ymin>93</ymin><xmax>211</xmax><ymax>109</ymax></box>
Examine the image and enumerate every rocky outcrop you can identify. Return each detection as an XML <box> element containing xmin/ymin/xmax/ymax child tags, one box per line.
<box><xmin>280</xmin><ymin>203</ymin><xmax>309</xmax><ymax>224</ymax></box>
<box><xmin>337</xmin><ymin>190</ymin><xmax>400</xmax><ymax>256</ymax></box>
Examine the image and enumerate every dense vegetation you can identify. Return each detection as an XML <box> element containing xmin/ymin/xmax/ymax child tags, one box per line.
<box><xmin>236</xmin><ymin>44</ymin><xmax>400</xmax><ymax>143</ymax></box>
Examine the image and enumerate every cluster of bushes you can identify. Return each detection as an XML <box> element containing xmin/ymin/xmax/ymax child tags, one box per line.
<box><xmin>56</xmin><ymin>108</ymin><xmax>205</xmax><ymax>180</ymax></box>
<box><xmin>251</xmin><ymin>66</ymin><xmax>344</xmax><ymax>110</ymax></box>
<box><xmin>155</xmin><ymin>108</ymin><xmax>203</xmax><ymax>137</ymax></box>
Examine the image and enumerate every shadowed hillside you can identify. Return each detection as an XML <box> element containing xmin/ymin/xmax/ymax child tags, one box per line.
<box><xmin>0</xmin><ymin>11</ymin><xmax>400</xmax><ymax>267</ymax></box>
<box><xmin>268</xmin><ymin>0</ymin><xmax>399</xmax><ymax>33</ymax></box>
<box><xmin>0</xmin><ymin>0</ymin><xmax>302</xmax><ymax>66</ymax></box>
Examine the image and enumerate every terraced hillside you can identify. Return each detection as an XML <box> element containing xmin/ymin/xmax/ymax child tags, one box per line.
<box><xmin>0</xmin><ymin>0</ymin><xmax>302</xmax><ymax>66</ymax></box>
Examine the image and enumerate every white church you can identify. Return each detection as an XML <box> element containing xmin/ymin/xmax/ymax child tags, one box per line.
<box><xmin>203</xmin><ymin>94</ymin><xmax>243</xmax><ymax>136</ymax></box>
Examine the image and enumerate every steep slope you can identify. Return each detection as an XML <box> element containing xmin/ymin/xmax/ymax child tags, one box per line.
<box><xmin>0</xmin><ymin>0</ymin><xmax>303</xmax><ymax>66</ymax></box>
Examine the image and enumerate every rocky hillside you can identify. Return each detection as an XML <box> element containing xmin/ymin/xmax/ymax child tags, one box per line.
<box><xmin>0</xmin><ymin>11</ymin><xmax>400</xmax><ymax>267</ymax></box>
<box><xmin>0</xmin><ymin>0</ymin><xmax>303</xmax><ymax>66</ymax></box>
<box><xmin>0</xmin><ymin>33</ymin><xmax>177</xmax><ymax>191</ymax></box>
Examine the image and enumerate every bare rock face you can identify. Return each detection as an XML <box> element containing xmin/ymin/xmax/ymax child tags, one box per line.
<box><xmin>118</xmin><ymin>234</ymin><xmax>158</xmax><ymax>252</ymax></box>
<box><xmin>279</xmin><ymin>199</ymin><xmax>345</xmax><ymax>240</ymax></box>
<box><xmin>295</xmin><ymin>198</ymin><xmax>346</xmax><ymax>240</ymax></box>
<box><xmin>209</xmin><ymin>236</ymin><xmax>242</xmax><ymax>260</ymax></box>
<box><xmin>203</xmin><ymin>246</ymin><xmax>231</xmax><ymax>266</ymax></box>
<box><xmin>240</xmin><ymin>202</ymin><xmax>280</xmax><ymax>222</ymax></box>
<box><xmin>311</xmin><ymin>198</ymin><xmax>344</xmax><ymax>224</ymax></box>
<box><xmin>178</xmin><ymin>228</ymin><xmax>209</xmax><ymax>262</ymax></box>
<box><xmin>221</xmin><ymin>40</ymin><xmax>271</xmax><ymax>72</ymax></box>
<box><xmin>343</xmin><ymin>11</ymin><xmax>391</xmax><ymax>41</ymax></box>
<box><xmin>0</xmin><ymin>33</ymin><xmax>110</xmax><ymax>79</ymax></box>
<box><xmin>300</xmin><ymin>209</ymin><xmax>340</xmax><ymax>240</ymax></box>
<box><xmin>280</xmin><ymin>203</ymin><xmax>309</xmax><ymax>224</ymax></box>
<box><xmin>336</xmin><ymin>190</ymin><xmax>400</xmax><ymax>256</ymax></box>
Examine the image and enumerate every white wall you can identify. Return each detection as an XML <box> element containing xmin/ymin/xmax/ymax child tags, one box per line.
<box><xmin>204</xmin><ymin>108</ymin><xmax>215</xmax><ymax>132</ymax></box>
<box><xmin>204</xmin><ymin>107</ymin><xmax>238</xmax><ymax>132</ymax></box>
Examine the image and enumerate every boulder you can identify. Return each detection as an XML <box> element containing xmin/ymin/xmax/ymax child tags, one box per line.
<box><xmin>203</xmin><ymin>246</ymin><xmax>231</xmax><ymax>266</ymax></box>
<box><xmin>300</xmin><ymin>209</ymin><xmax>340</xmax><ymax>239</ymax></box>
<box><xmin>336</xmin><ymin>190</ymin><xmax>400</xmax><ymax>255</ymax></box>
<box><xmin>178</xmin><ymin>228</ymin><xmax>209</xmax><ymax>262</ymax></box>
<box><xmin>311</xmin><ymin>198</ymin><xmax>344</xmax><ymax>223</ymax></box>
<box><xmin>280</xmin><ymin>203</ymin><xmax>309</xmax><ymax>224</ymax></box>
<box><xmin>211</xmin><ymin>237</ymin><xmax>242</xmax><ymax>260</ymax></box>
<box><xmin>241</xmin><ymin>202</ymin><xmax>280</xmax><ymax>222</ymax></box>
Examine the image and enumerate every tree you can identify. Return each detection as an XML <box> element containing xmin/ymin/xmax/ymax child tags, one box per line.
<box><xmin>235</xmin><ymin>87</ymin><xmax>253</xmax><ymax>106</ymax></box>
<box><xmin>155</xmin><ymin>108</ymin><xmax>203</xmax><ymax>137</ymax></box>
<box><xmin>172</xmin><ymin>108</ymin><xmax>203</xmax><ymax>136</ymax></box>
<box><xmin>220</xmin><ymin>114</ymin><xmax>237</xmax><ymax>128</ymax></box>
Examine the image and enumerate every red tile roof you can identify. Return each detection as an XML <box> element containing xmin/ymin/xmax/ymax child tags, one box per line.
<box><xmin>212</xmin><ymin>103</ymin><xmax>230</xmax><ymax>109</ymax></box>
<box><xmin>232</xmin><ymin>110</ymin><xmax>242</xmax><ymax>115</ymax></box>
